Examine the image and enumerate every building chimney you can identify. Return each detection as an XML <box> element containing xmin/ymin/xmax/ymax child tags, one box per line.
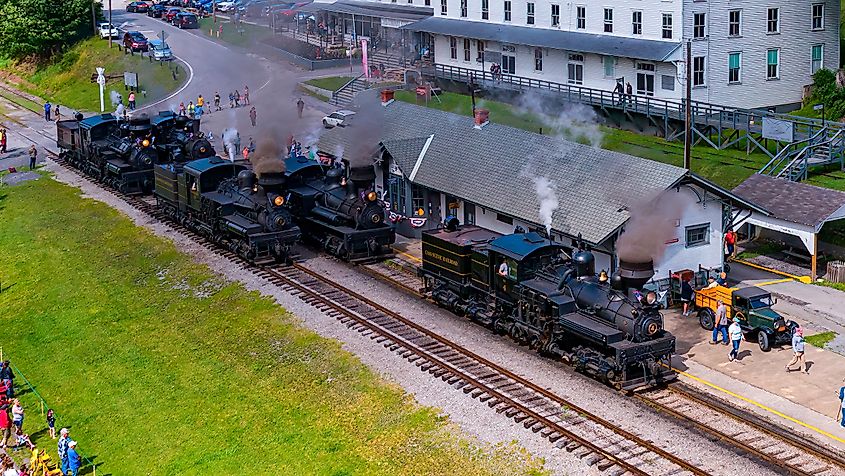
<box><xmin>381</xmin><ymin>89</ymin><xmax>395</xmax><ymax>106</ymax></box>
<box><xmin>473</xmin><ymin>108</ymin><xmax>489</xmax><ymax>129</ymax></box>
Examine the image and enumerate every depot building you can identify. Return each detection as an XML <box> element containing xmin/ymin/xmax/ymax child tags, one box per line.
<box><xmin>317</xmin><ymin>97</ymin><xmax>766</xmax><ymax>278</ymax></box>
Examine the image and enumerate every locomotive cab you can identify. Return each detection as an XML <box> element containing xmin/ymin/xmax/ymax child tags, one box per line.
<box><xmin>487</xmin><ymin>233</ymin><xmax>565</xmax><ymax>303</ymax></box>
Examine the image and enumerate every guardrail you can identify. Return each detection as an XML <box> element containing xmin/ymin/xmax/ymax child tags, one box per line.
<box><xmin>331</xmin><ymin>74</ymin><xmax>366</xmax><ymax>105</ymax></box>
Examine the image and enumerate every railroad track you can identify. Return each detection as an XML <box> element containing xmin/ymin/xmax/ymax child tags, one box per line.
<box><xmin>360</xmin><ymin>259</ymin><xmax>424</xmax><ymax>296</ymax></box>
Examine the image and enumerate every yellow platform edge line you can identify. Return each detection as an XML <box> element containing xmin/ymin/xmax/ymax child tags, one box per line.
<box><xmin>395</xmin><ymin>249</ymin><xmax>422</xmax><ymax>263</ymax></box>
<box><xmin>673</xmin><ymin>366</ymin><xmax>845</xmax><ymax>444</ymax></box>
<box><xmin>733</xmin><ymin>259</ymin><xmax>812</xmax><ymax>284</ymax></box>
<box><xmin>754</xmin><ymin>278</ymin><xmax>794</xmax><ymax>287</ymax></box>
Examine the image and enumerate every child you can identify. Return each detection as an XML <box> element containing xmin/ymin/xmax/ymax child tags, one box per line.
<box><xmin>13</xmin><ymin>427</ymin><xmax>33</xmax><ymax>451</ymax></box>
<box><xmin>46</xmin><ymin>409</ymin><xmax>56</xmax><ymax>439</ymax></box>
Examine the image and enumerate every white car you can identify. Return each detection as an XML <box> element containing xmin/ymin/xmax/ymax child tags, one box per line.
<box><xmin>216</xmin><ymin>1</ymin><xmax>241</xmax><ymax>12</ymax></box>
<box><xmin>98</xmin><ymin>22</ymin><xmax>119</xmax><ymax>39</ymax></box>
<box><xmin>322</xmin><ymin>110</ymin><xmax>356</xmax><ymax>128</ymax></box>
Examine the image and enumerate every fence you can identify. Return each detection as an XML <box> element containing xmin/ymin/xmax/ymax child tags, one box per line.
<box><xmin>827</xmin><ymin>261</ymin><xmax>845</xmax><ymax>283</ymax></box>
<box><xmin>1</xmin><ymin>349</ymin><xmax>97</xmax><ymax>476</ymax></box>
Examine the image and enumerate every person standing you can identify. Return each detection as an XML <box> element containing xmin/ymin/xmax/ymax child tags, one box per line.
<box><xmin>625</xmin><ymin>82</ymin><xmax>633</xmax><ymax>105</ymax></box>
<box><xmin>680</xmin><ymin>277</ymin><xmax>694</xmax><ymax>317</ymax></box>
<box><xmin>710</xmin><ymin>300</ymin><xmax>729</xmax><ymax>344</ymax></box>
<box><xmin>725</xmin><ymin>228</ymin><xmax>737</xmax><ymax>262</ymax></box>
<box><xmin>785</xmin><ymin>327</ymin><xmax>808</xmax><ymax>374</ymax></box>
<box><xmin>242</xmin><ymin>146</ymin><xmax>249</xmax><ymax>161</ymax></box>
<box><xmin>228</xmin><ymin>91</ymin><xmax>234</xmax><ymax>108</ymax></box>
<box><xmin>234</xmin><ymin>90</ymin><xmax>241</xmax><ymax>108</ymax></box>
<box><xmin>66</xmin><ymin>440</ymin><xmax>81</xmax><ymax>476</ymax></box>
<box><xmin>838</xmin><ymin>378</ymin><xmax>845</xmax><ymax>428</ymax></box>
<box><xmin>243</xmin><ymin>85</ymin><xmax>250</xmax><ymax>105</ymax></box>
<box><xmin>178</xmin><ymin>102</ymin><xmax>186</xmax><ymax>116</ymax></box>
<box><xmin>0</xmin><ymin>129</ymin><xmax>6</xmax><ymax>154</ymax></box>
<box><xmin>57</xmin><ymin>428</ymin><xmax>70</xmax><ymax>474</ymax></box>
<box><xmin>46</xmin><ymin>409</ymin><xmax>56</xmax><ymax>439</ymax></box>
<box><xmin>44</xmin><ymin>101</ymin><xmax>51</xmax><ymax>121</ymax></box>
<box><xmin>0</xmin><ymin>404</ymin><xmax>10</xmax><ymax>449</ymax></box>
<box><xmin>28</xmin><ymin>145</ymin><xmax>37</xmax><ymax>171</ymax></box>
<box><xmin>614</xmin><ymin>81</ymin><xmax>624</xmax><ymax>106</ymax></box>
<box><xmin>0</xmin><ymin>362</ymin><xmax>11</xmax><ymax>398</ymax></box>
<box><xmin>196</xmin><ymin>95</ymin><xmax>204</xmax><ymax>118</ymax></box>
<box><xmin>54</xmin><ymin>104</ymin><xmax>61</xmax><ymax>121</ymax></box>
<box><xmin>10</xmin><ymin>400</ymin><xmax>22</xmax><ymax>432</ymax></box>
<box><xmin>728</xmin><ymin>318</ymin><xmax>743</xmax><ymax>361</ymax></box>
<box><xmin>128</xmin><ymin>91</ymin><xmax>136</xmax><ymax>111</ymax></box>
<box><xmin>296</xmin><ymin>98</ymin><xmax>305</xmax><ymax>119</ymax></box>
<box><xmin>249</xmin><ymin>106</ymin><xmax>257</xmax><ymax>127</ymax></box>
<box><xmin>214</xmin><ymin>92</ymin><xmax>221</xmax><ymax>111</ymax></box>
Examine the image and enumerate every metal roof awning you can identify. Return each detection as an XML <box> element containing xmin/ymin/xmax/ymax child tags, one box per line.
<box><xmin>303</xmin><ymin>0</ymin><xmax>432</xmax><ymax>21</ymax></box>
<box><xmin>402</xmin><ymin>17</ymin><xmax>682</xmax><ymax>62</ymax></box>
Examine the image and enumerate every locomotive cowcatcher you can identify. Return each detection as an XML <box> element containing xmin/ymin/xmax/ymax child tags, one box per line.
<box><xmin>419</xmin><ymin>225</ymin><xmax>676</xmax><ymax>391</ymax></box>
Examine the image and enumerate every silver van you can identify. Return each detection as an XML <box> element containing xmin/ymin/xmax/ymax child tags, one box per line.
<box><xmin>149</xmin><ymin>40</ymin><xmax>173</xmax><ymax>61</ymax></box>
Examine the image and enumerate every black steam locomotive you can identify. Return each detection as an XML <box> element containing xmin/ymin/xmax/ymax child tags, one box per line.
<box><xmin>56</xmin><ymin>112</ymin><xmax>214</xmax><ymax>194</ymax></box>
<box><xmin>284</xmin><ymin>156</ymin><xmax>395</xmax><ymax>262</ymax></box>
<box><xmin>419</xmin><ymin>225</ymin><xmax>676</xmax><ymax>390</ymax></box>
<box><xmin>154</xmin><ymin>157</ymin><xmax>300</xmax><ymax>263</ymax></box>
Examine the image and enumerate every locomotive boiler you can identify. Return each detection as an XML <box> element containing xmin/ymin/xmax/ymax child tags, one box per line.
<box><xmin>419</xmin><ymin>225</ymin><xmax>676</xmax><ymax>391</ymax></box>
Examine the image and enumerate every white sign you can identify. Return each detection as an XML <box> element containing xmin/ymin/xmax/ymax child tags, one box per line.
<box><xmin>813</xmin><ymin>104</ymin><xmax>825</xmax><ymax>111</ymax></box>
<box><xmin>389</xmin><ymin>160</ymin><xmax>403</xmax><ymax>176</ymax></box>
<box><xmin>124</xmin><ymin>72</ymin><xmax>138</xmax><ymax>88</ymax></box>
<box><xmin>96</xmin><ymin>67</ymin><xmax>105</xmax><ymax>113</ymax></box>
<box><xmin>381</xmin><ymin>18</ymin><xmax>412</xmax><ymax>28</ymax></box>
<box><xmin>762</xmin><ymin>117</ymin><xmax>795</xmax><ymax>142</ymax></box>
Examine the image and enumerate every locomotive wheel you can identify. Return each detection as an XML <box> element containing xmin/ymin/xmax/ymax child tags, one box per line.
<box><xmin>698</xmin><ymin>309</ymin><xmax>715</xmax><ymax>331</ymax></box>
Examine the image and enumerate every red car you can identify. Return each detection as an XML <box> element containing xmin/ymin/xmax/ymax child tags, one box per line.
<box><xmin>164</xmin><ymin>7</ymin><xmax>181</xmax><ymax>22</ymax></box>
<box><xmin>123</xmin><ymin>31</ymin><xmax>149</xmax><ymax>52</ymax></box>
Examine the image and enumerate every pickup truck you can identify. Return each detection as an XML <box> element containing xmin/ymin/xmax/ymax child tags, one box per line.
<box><xmin>98</xmin><ymin>22</ymin><xmax>120</xmax><ymax>39</ymax></box>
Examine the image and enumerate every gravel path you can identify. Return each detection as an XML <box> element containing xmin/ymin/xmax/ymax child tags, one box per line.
<box><xmin>44</xmin><ymin>162</ymin><xmax>782</xmax><ymax>475</ymax></box>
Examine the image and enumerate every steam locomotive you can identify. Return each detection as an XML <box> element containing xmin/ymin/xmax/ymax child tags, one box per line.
<box><xmin>284</xmin><ymin>156</ymin><xmax>395</xmax><ymax>262</ymax></box>
<box><xmin>154</xmin><ymin>157</ymin><xmax>300</xmax><ymax>263</ymax></box>
<box><xmin>56</xmin><ymin>111</ymin><xmax>214</xmax><ymax>194</ymax></box>
<box><xmin>419</xmin><ymin>224</ymin><xmax>676</xmax><ymax>391</ymax></box>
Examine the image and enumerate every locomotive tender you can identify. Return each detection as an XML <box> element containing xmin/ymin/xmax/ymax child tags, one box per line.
<box><xmin>154</xmin><ymin>157</ymin><xmax>300</xmax><ymax>264</ymax></box>
<box><xmin>420</xmin><ymin>225</ymin><xmax>676</xmax><ymax>390</ymax></box>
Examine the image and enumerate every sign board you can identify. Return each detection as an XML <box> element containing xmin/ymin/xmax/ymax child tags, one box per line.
<box><xmin>381</xmin><ymin>18</ymin><xmax>412</xmax><ymax>28</ymax></box>
<box><xmin>389</xmin><ymin>160</ymin><xmax>403</xmax><ymax>176</ymax></box>
<box><xmin>813</xmin><ymin>104</ymin><xmax>825</xmax><ymax>111</ymax></box>
<box><xmin>157</xmin><ymin>30</ymin><xmax>168</xmax><ymax>41</ymax></box>
<box><xmin>96</xmin><ymin>67</ymin><xmax>106</xmax><ymax>86</ymax></box>
<box><xmin>124</xmin><ymin>72</ymin><xmax>138</xmax><ymax>88</ymax></box>
<box><xmin>484</xmin><ymin>50</ymin><xmax>502</xmax><ymax>65</ymax></box>
<box><xmin>762</xmin><ymin>117</ymin><xmax>795</xmax><ymax>142</ymax></box>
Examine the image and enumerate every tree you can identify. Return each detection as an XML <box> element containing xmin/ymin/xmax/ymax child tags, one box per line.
<box><xmin>0</xmin><ymin>0</ymin><xmax>100</xmax><ymax>59</ymax></box>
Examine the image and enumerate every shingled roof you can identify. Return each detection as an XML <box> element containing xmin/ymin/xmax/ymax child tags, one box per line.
<box><xmin>317</xmin><ymin>100</ymin><xmax>761</xmax><ymax>244</ymax></box>
<box><xmin>732</xmin><ymin>174</ymin><xmax>845</xmax><ymax>230</ymax></box>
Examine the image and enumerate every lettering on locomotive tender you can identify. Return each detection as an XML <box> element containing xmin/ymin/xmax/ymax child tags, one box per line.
<box><xmin>424</xmin><ymin>249</ymin><xmax>459</xmax><ymax>267</ymax></box>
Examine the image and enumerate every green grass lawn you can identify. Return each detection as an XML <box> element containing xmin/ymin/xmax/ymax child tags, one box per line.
<box><xmin>0</xmin><ymin>177</ymin><xmax>546</xmax><ymax>475</ymax></box>
<box><xmin>3</xmin><ymin>36</ymin><xmax>186</xmax><ymax>112</ymax></box>
<box><xmin>304</xmin><ymin>76</ymin><xmax>354</xmax><ymax>92</ymax></box>
<box><xmin>805</xmin><ymin>331</ymin><xmax>837</xmax><ymax>348</ymax></box>
<box><xmin>199</xmin><ymin>17</ymin><xmax>272</xmax><ymax>48</ymax></box>
<box><xmin>394</xmin><ymin>90</ymin><xmax>776</xmax><ymax>190</ymax></box>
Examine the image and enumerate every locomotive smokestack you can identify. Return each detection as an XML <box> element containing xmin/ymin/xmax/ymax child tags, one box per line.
<box><xmin>616</xmin><ymin>259</ymin><xmax>655</xmax><ymax>290</ymax></box>
<box><xmin>349</xmin><ymin>165</ymin><xmax>376</xmax><ymax>193</ymax></box>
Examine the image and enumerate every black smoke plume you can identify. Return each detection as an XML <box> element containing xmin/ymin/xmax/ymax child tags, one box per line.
<box><xmin>249</xmin><ymin>134</ymin><xmax>286</xmax><ymax>177</ymax></box>
<box><xmin>615</xmin><ymin>192</ymin><xmax>685</xmax><ymax>263</ymax></box>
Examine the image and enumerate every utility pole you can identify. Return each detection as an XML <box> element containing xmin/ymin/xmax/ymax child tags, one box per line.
<box><xmin>91</xmin><ymin>0</ymin><xmax>97</xmax><ymax>35</ymax></box>
<box><xmin>683</xmin><ymin>39</ymin><xmax>692</xmax><ymax>171</ymax></box>
<box><xmin>108</xmin><ymin>0</ymin><xmax>113</xmax><ymax>48</ymax></box>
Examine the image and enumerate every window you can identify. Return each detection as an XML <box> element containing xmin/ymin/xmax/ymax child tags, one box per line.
<box><xmin>728</xmin><ymin>52</ymin><xmax>741</xmax><ymax>83</ymax></box>
<box><xmin>661</xmin><ymin>74</ymin><xmax>675</xmax><ymax>91</ymax></box>
<box><xmin>463</xmin><ymin>38</ymin><xmax>471</xmax><ymax>61</ymax></box>
<box><xmin>729</xmin><ymin>10</ymin><xmax>741</xmax><ymax>36</ymax></box>
<box><xmin>411</xmin><ymin>185</ymin><xmax>426</xmax><ymax>216</ymax></box>
<box><xmin>481</xmin><ymin>0</ymin><xmax>488</xmax><ymax>19</ymax></box>
<box><xmin>551</xmin><ymin>4</ymin><xmax>560</xmax><ymax>27</ymax></box>
<box><xmin>811</xmin><ymin>44</ymin><xmax>824</xmax><ymax>74</ymax></box>
<box><xmin>503</xmin><ymin>0</ymin><xmax>511</xmax><ymax>21</ymax></box>
<box><xmin>812</xmin><ymin>4</ymin><xmax>824</xmax><ymax>30</ymax></box>
<box><xmin>449</xmin><ymin>36</ymin><xmax>457</xmax><ymax>59</ymax></box>
<box><xmin>632</xmin><ymin>11</ymin><xmax>642</xmax><ymax>35</ymax></box>
<box><xmin>460</xmin><ymin>0</ymin><xmax>467</xmax><ymax>17</ymax></box>
<box><xmin>568</xmin><ymin>54</ymin><xmax>584</xmax><ymax>85</ymax></box>
<box><xmin>603</xmin><ymin>56</ymin><xmax>615</xmax><ymax>77</ymax></box>
<box><xmin>440</xmin><ymin>0</ymin><xmax>447</xmax><ymax>14</ymax></box>
<box><xmin>693</xmin><ymin>13</ymin><xmax>706</xmax><ymax>39</ymax></box>
<box><xmin>767</xmin><ymin>48</ymin><xmax>779</xmax><ymax>79</ymax></box>
<box><xmin>496</xmin><ymin>213</ymin><xmax>513</xmax><ymax>225</ymax></box>
<box><xmin>388</xmin><ymin>177</ymin><xmax>406</xmax><ymax>214</ymax></box>
<box><xmin>501</xmin><ymin>54</ymin><xmax>515</xmax><ymax>74</ymax></box>
<box><xmin>692</xmin><ymin>56</ymin><xmax>705</xmax><ymax>87</ymax></box>
<box><xmin>576</xmin><ymin>6</ymin><xmax>585</xmax><ymax>29</ymax></box>
<box><xmin>526</xmin><ymin>2</ymin><xmax>534</xmax><ymax>24</ymax></box>
<box><xmin>603</xmin><ymin>8</ymin><xmax>613</xmax><ymax>32</ymax></box>
<box><xmin>534</xmin><ymin>48</ymin><xmax>543</xmax><ymax>71</ymax></box>
<box><xmin>685</xmin><ymin>224</ymin><xmax>710</xmax><ymax>248</ymax></box>
<box><xmin>476</xmin><ymin>40</ymin><xmax>485</xmax><ymax>61</ymax></box>
<box><xmin>661</xmin><ymin>13</ymin><xmax>672</xmax><ymax>39</ymax></box>
<box><xmin>767</xmin><ymin>8</ymin><xmax>779</xmax><ymax>33</ymax></box>
<box><xmin>425</xmin><ymin>0</ymin><xmax>430</xmax><ymax>5</ymax></box>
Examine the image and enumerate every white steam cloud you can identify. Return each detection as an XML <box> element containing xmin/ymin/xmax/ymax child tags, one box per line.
<box><xmin>531</xmin><ymin>176</ymin><xmax>558</xmax><ymax>237</ymax></box>
<box><xmin>222</xmin><ymin>128</ymin><xmax>241</xmax><ymax>161</ymax></box>
<box><xmin>513</xmin><ymin>91</ymin><xmax>603</xmax><ymax>148</ymax></box>
<box><xmin>109</xmin><ymin>90</ymin><xmax>123</xmax><ymax>107</ymax></box>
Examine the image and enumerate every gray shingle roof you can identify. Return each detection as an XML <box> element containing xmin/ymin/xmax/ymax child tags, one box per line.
<box><xmin>732</xmin><ymin>174</ymin><xmax>845</xmax><ymax>229</ymax></box>
<box><xmin>318</xmin><ymin>101</ymin><xmax>688</xmax><ymax>244</ymax></box>
<box><xmin>301</xmin><ymin>0</ymin><xmax>432</xmax><ymax>21</ymax></box>
<box><xmin>402</xmin><ymin>17</ymin><xmax>681</xmax><ymax>62</ymax></box>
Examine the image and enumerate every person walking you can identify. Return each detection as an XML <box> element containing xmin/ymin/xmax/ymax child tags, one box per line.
<box><xmin>614</xmin><ymin>80</ymin><xmax>624</xmax><ymax>106</ymax></box>
<box><xmin>725</xmin><ymin>228</ymin><xmax>737</xmax><ymax>262</ymax></box>
<box><xmin>625</xmin><ymin>82</ymin><xmax>633</xmax><ymax>106</ymax></box>
<box><xmin>234</xmin><ymin>90</ymin><xmax>241</xmax><ymax>108</ymax></box>
<box><xmin>728</xmin><ymin>318</ymin><xmax>743</xmax><ymax>361</ymax></box>
<box><xmin>46</xmin><ymin>409</ymin><xmax>56</xmax><ymax>439</ymax></box>
<box><xmin>228</xmin><ymin>91</ymin><xmax>235</xmax><ymax>108</ymax></box>
<box><xmin>785</xmin><ymin>327</ymin><xmax>808</xmax><ymax>374</ymax></box>
<box><xmin>680</xmin><ymin>277</ymin><xmax>694</xmax><ymax>317</ymax></box>
<box><xmin>128</xmin><ymin>91</ymin><xmax>136</xmax><ymax>111</ymax></box>
<box><xmin>296</xmin><ymin>98</ymin><xmax>305</xmax><ymax>119</ymax></box>
<box><xmin>249</xmin><ymin>106</ymin><xmax>257</xmax><ymax>127</ymax></box>
<box><xmin>44</xmin><ymin>101</ymin><xmax>51</xmax><ymax>121</ymax></box>
<box><xmin>196</xmin><ymin>95</ymin><xmax>204</xmax><ymax>118</ymax></box>
<box><xmin>214</xmin><ymin>92</ymin><xmax>221</xmax><ymax>111</ymax></box>
<box><xmin>0</xmin><ymin>129</ymin><xmax>6</xmax><ymax>154</ymax></box>
<box><xmin>838</xmin><ymin>377</ymin><xmax>845</xmax><ymax>428</ymax></box>
<box><xmin>54</xmin><ymin>104</ymin><xmax>61</xmax><ymax>121</ymax></box>
<box><xmin>28</xmin><ymin>145</ymin><xmax>37</xmax><ymax>171</ymax></box>
<box><xmin>57</xmin><ymin>429</ymin><xmax>70</xmax><ymax>474</ymax></box>
<box><xmin>66</xmin><ymin>440</ymin><xmax>81</xmax><ymax>476</ymax></box>
<box><xmin>710</xmin><ymin>300</ymin><xmax>729</xmax><ymax>345</ymax></box>
<box><xmin>243</xmin><ymin>85</ymin><xmax>250</xmax><ymax>105</ymax></box>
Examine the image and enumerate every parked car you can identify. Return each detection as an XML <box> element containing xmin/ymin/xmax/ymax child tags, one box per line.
<box><xmin>322</xmin><ymin>110</ymin><xmax>356</xmax><ymax>128</ymax></box>
<box><xmin>216</xmin><ymin>1</ymin><xmax>241</xmax><ymax>12</ymax></box>
<box><xmin>148</xmin><ymin>39</ymin><xmax>173</xmax><ymax>61</ymax></box>
<box><xmin>98</xmin><ymin>22</ymin><xmax>119</xmax><ymax>39</ymax></box>
<box><xmin>172</xmin><ymin>12</ymin><xmax>199</xmax><ymax>28</ymax></box>
<box><xmin>164</xmin><ymin>7</ymin><xmax>181</xmax><ymax>21</ymax></box>
<box><xmin>147</xmin><ymin>4</ymin><xmax>167</xmax><ymax>17</ymax></box>
<box><xmin>123</xmin><ymin>31</ymin><xmax>149</xmax><ymax>52</ymax></box>
<box><xmin>126</xmin><ymin>1</ymin><xmax>149</xmax><ymax>12</ymax></box>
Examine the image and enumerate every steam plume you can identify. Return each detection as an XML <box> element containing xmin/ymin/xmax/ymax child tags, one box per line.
<box><xmin>341</xmin><ymin>91</ymin><xmax>384</xmax><ymax>168</ymax></box>
<box><xmin>109</xmin><ymin>90</ymin><xmax>123</xmax><ymax>107</ymax></box>
<box><xmin>250</xmin><ymin>135</ymin><xmax>286</xmax><ymax>176</ymax></box>
<box><xmin>615</xmin><ymin>192</ymin><xmax>685</xmax><ymax>263</ymax></box>
<box><xmin>222</xmin><ymin>128</ymin><xmax>241</xmax><ymax>161</ymax></box>
<box><xmin>532</xmin><ymin>176</ymin><xmax>558</xmax><ymax>237</ymax></box>
<box><xmin>514</xmin><ymin>91</ymin><xmax>603</xmax><ymax>148</ymax></box>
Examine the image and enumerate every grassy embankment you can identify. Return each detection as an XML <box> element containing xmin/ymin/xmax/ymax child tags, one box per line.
<box><xmin>805</xmin><ymin>331</ymin><xmax>838</xmax><ymax>349</ymax></box>
<box><xmin>199</xmin><ymin>17</ymin><xmax>272</xmax><ymax>48</ymax></box>
<box><xmin>305</xmin><ymin>76</ymin><xmax>354</xmax><ymax>92</ymax></box>
<box><xmin>0</xmin><ymin>177</ymin><xmax>547</xmax><ymax>475</ymax></box>
<box><xmin>1</xmin><ymin>36</ymin><xmax>185</xmax><ymax>112</ymax></box>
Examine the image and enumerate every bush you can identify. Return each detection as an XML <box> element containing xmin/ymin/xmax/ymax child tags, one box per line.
<box><xmin>808</xmin><ymin>68</ymin><xmax>845</xmax><ymax>120</ymax></box>
<box><xmin>0</xmin><ymin>0</ymin><xmax>100</xmax><ymax>60</ymax></box>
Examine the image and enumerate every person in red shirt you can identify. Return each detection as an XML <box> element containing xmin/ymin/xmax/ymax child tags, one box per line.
<box><xmin>0</xmin><ymin>404</ymin><xmax>11</xmax><ymax>448</ymax></box>
<box><xmin>724</xmin><ymin>228</ymin><xmax>737</xmax><ymax>261</ymax></box>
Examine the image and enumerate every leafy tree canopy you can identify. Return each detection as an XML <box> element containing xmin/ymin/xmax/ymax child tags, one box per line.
<box><xmin>0</xmin><ymin>0</ymin><xmax>100</xmax><ymax>59</ymax></box>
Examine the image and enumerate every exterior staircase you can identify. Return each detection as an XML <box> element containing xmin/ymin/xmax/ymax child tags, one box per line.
<box><xmin>331</xmin><ymin>75</ymin><xmax>369</xmax><ymax>107</ymax></box>
<box><xmin>759</xmin><ymin>128</ymin><xmax>845</xmax><ymax>181</ymax></box>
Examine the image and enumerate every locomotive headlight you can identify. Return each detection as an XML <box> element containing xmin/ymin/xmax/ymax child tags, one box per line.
<box><xmin>646</xmin><ymin>291</ymin><xmax>657</xmax><ymax>305</ymax></box>
<box><xmin>273</xmin><ymin>196</ymin><xmax>285</xmax><ymax>207</ymax></box>
<box><xmin>142</xmin><ymin>139</ymin><xmax>151</xmax><ymax>147</ymax></box>
<box><xmin>366</xmin><ymin>191</ymin><xmax>377</xmax><ymax>202</ymax></box>
<box><xmin>143</xmin><ymin>156</ymin><xmax>153</xmax><ymax>165</ymax></box>
<box><xmin>646</xmin><ymin>321</ymin><xmax>660</xmax><ymax>336</ymax></box>
<box><xmin>371</xmin><ymin>214</ymin><xmax>382</xmax><ymax>224</ymax></box>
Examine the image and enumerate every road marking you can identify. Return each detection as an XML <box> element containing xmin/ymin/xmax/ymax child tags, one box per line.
<box><xmin>733</xmin><ymin>259</ymin><xmax>812</xmax><ymax>284</ymax></box>
<box><xmin>138</xmin><ymin>53</ymin><xmax>194</xmax><ymax>112</ymax></box>
<box><xmin>673</xmin><ymin>365</ymin><xmax>845</xmax><ymax>444</ymax></box>
<box><xmin>395</xmin><ymin>250</ymin><xmax>421</xmax><ymax>263</ymax></box>
<box><xmin>754</xmin><ymin>278</ymin><xmax>794</xmax><ymax>286</ymax></box>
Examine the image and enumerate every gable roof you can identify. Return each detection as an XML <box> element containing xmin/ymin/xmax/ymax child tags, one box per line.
<box><xmin>732</xmin><ymin>174</ymin><xmax>845</xmax><ymax>229</ymax></box>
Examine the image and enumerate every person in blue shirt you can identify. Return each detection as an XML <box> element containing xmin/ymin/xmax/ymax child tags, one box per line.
<box><xmin>44</xmin><ymin>101</ymin><xmax>51</xmax><ymax>122</ymax></box>
<box><xmin>838</xmin><ymin>379</ymin><xmax>845</xmax><ymax>428</ymax></box>
<box><xmin>66</xmin><ymin>440</ymin><xmax>81</xmax><ymax>475</ymax></box>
